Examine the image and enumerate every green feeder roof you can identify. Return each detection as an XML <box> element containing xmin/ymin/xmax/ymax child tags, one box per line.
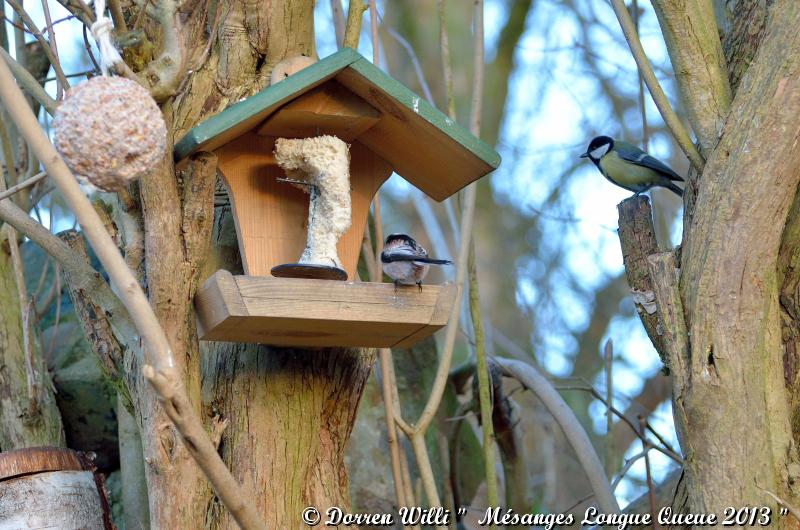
<box><xmin>174</xmin><ymin>47</ymin><xmax>500</xmax><ymax>202</ymax></box>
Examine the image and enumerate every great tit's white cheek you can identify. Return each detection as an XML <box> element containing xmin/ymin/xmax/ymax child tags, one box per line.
<box><xmin>590</xmin><ymin>145</ymin><xmax>609</xmax><ymax>159</ymax></box>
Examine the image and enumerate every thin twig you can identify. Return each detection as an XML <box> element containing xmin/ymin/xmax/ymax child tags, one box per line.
<box><xmin>40</xmin><ymin>0</ymin><xmax>63</xmax><ymax>99</ymax></box>
<box><xmin>640</xmin><ymin>416</ymin><xmax>660</xmax><ymax>530</ymax></box>
<box><xmin>605</xmin><ymin>339</ymin><xmax>614</xmax><ymax>477</ymax></box>
<box><xmin>756</xmin><ymin>483</ymin><xmax>800</xmax><ymax>523</ymax></box>
<box><xmin>32</xmin><ymin>255</ymin><xmax>51</xmax><ymax>302</ymax></box>
<box><xmin>80</xmin><ymin>25</ymin><xmax>101</xmax><ymax>75</ymax></box>
<box><xmin>107</xmin><ymin>0</ymin><xmax>129</xmax><ymax>32</ymax></box>
<box><xmin>609</xmin><ymin>0</ymin><xmax>704</xmax><ymax>172</ymax></box>
<box><xmin>379</xmin><ymin>348</ymin><xmax>406</xmax><ymax>509</ymax></box>
<box><xmin>330</xmin><ymin>0</ymin><xmax>345</xmax><ymax>48</ymax></box>
<box><xmin>557</xmin><ymin>382</ymin><xmax>683</xmax><ymax>464</ymax></box>
<box><xmin>610</xmin><ymin>449</ymin><xmax>648</xmax><ymax>490</ymax></box>
<box><xmin>54</xmin><ymin>0</ymin><xmax>95</xmax><ymax>26</ymax></box>
<box><xmin>0</xmin><ymin>171</ymin><xmax>48</xmax><ymax>201</ymax></box>
<box><xmin>470</xmin><ymin>240</ymin><xmax>500</xmax><ymax>521</ymax></box>
<box><xmin>645</xmin><ymin>419</ymin><xmax>680</xmax><ymax>459</ymax></box>
<box><xmin>360</xmin><ymin>232</ymin><xmax>378</xmax><ymax>282</ymax></box>
<box><xmin>385</xmin><ymin>26</ymin><xmax>435</xmax><ymax>104</ymax></box>
<box><xmin>560</xmin><ymin>492</ymin><xmax>595</xmax><ymax>514</ymax></box>
<box><xmin>0</xmin><ymin>53</ymin><xmax>268</xmax><ymax>530</ymax></box>
<box><xmin>5</xmin><ymin>0</ymin><xmax>70</xmax><ymax>91</ymax></box>
<box><xmin>632</xmin><ymin>0</ymin><xmax>649</xmax><ymax>151</ymax></box>
<box><xmin>35</xmin><ymin>262</ymin><xmax>60</xmax><ymax>319</ymax></box>
<box><xmin>1</xmin><ymin>15</ymin><xmax>34</xmax><ymax>35</ymax></box>
<box><xmin>46</xmin><ymin>270</ymin><xmax>62</xmax><ymax>359</ymax></box>
<box><xmin>0</xmin><ymin>49</ymin><xmax>58</xmax><ymax>115</ymax></box>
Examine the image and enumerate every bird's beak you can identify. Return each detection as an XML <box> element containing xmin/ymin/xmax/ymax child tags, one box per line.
<box><xmin>579</xmin><ymin>152</ymin><xmax>589</xmax><ymax>159</ymax></box>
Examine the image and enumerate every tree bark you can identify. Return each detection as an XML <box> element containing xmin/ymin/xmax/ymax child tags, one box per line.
<box><xmin>0</xmin><ymin>229</ymin><xmax>64</xmax><ymax>450</ymax></box>
<box><xmin>666</xmin><ymin>0</ymin><xmax>800</xmax><ymax>516</ymax></box>
<box><xmin>202</xmin><ymin>344</ymin><xmax>375</xmax><ymax>528</ymax></box>
<box><xmin>123</xmin><ymin>1</ymin><xmax>330</xmax><ymax>527</ymax></box>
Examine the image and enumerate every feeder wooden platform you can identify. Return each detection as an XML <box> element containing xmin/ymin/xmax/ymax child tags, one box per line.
<box><xmin>195</xmin><ymin>270</ymin><xmax>457</xmax><ymax>348</ymax></box>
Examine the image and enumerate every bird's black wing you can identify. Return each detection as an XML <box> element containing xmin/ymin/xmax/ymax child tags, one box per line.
<box><xmin>381</xmin><ymin>251</ymin><xmax>452</xmax><ymax>265</ymax></box>
<box><xmin>615</xmin><ymin>141</ymin><xmax>684</xmax><ymax>181</ymax></box>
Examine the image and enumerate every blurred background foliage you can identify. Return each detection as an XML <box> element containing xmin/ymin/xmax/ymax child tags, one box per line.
<box><xmin>333</xmin><ymin>0</ymin><xmax>686</xmax><ymax>517</ymax></box>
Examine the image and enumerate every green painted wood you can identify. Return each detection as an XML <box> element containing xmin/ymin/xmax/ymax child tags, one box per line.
<box><xmin>174</xmin><ymin>47</ymin><xmax>501</xmax><ymax>194</ymax></box>
<box><xmin>174</xmin><ymin>48</ymin><xmax>362</xmax><ymax>161</ymax></box>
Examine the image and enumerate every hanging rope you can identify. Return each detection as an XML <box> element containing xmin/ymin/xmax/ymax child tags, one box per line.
<box><xmin>90</xmin><ymin>0</ymin><xmax>123</xmax><ymax>75</ymax></box>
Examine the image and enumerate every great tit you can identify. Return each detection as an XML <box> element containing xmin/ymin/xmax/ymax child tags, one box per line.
<box><xmin>580</xmin><ymin>136</ymin><xmax>684</xmax><ymax>197</ymax></box>
<box><xmin>381</xmin><ymin>233</ymin><xmax>452</xmax><ymax>291</ymax></box>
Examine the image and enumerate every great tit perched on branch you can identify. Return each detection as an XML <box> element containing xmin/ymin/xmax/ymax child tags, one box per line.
<box><xmin>580</xmin><ymin>136</ymin><xmax>684</xmax><ymax>197</ymax></box>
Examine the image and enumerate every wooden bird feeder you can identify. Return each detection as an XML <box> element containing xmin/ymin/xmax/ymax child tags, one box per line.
<box><xmin>175</xmin><ymin>48</ymin><xmax>500</xmax><ymax>348</ymax></box>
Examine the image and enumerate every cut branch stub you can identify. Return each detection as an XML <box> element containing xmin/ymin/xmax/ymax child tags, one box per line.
<box><xmin>616</xmin><ymin>196</ymin><xmax>669</xmax><ymax>365</ymax></box>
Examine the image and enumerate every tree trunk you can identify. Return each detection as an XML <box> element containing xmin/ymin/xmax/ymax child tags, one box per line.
<box><xmin>123</xmin><ymin>2</ymin><xmax>378</xmax><ymax>527</ymax></box>
<box><xmin>202</xmin><ymin>344</ymin><xmax>375</xmax><ymax>528</ymax></box>
<box><xmin>0</xmin><ymin>229</ymin><xmax>64</xmax><ymax>450</ymax></box>
<box><xmin>630</xmin><ymin>0</ymin><xmax>800</xmax><ymax>520</ymax></box>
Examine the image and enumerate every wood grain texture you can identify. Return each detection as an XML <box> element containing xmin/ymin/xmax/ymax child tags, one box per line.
<box><xmin>0</xmin><ymin>446</ymin><xmax>88</xmax><ymax>481</ymax></box>
<box><xmin>0</xmin><ymin>470</ymin><xmax>105</xmax><ymax>530</ymax></box>
<box><xmin>258</xmin><ymin>80</ymin><xmax>380</xmax><ymax>140</ymax></box>
<box><xmin>194</xmin><ymin>272</ymin><xmax>457</xmax><ymax>347</ymax></box>
<box><xmin>215</xmin><ymin>132</ymin><xmax>392</xmax><ymax>278</ymax></box>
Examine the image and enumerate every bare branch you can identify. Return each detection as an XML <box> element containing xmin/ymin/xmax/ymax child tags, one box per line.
<box><xmin>0</xmin><ymin>198</ymin><xmax>137</xmax><ymax>342</ymax></box>
<box><xmin>5</xmin><ymin>0</ymin><xmax>71</xmax><ymax>91</ymax></box>
<box><xmin>343</xmin><ymin>0</ymin><xmax>367</xmax><ymax>49</ymax></box>
<box><xmin>756</xmin><ymin>484</ymin><xmax>800</xmax><ymax>523</ymax></box>
<box><xmin>487</xmin><ymin>359</ymin><xmax>529</xmax><ymax>513</ymax></box>
<box><xmin>0</xmin><ymin>49</ymin><xmax>57</xmax><ymax>115</ymax></box>
<box><xmin>609</xmin><ymin>0</ymin><xmax>706</xmax><ymax>172</ymax></box>
<box><xmin>469</xmin><ymin>242</ymin><xmax>501</xmax><ymax>513</ymax></box>
<box><xmin>651</xmin><ymin>0</ymin><xmax>731</xmax><ymax>155</ymax></box>
<box><xmin>0</xmin><ymin>171</ymin><xmax>47</xmax><ymax>201</ymax></box>
<box><xmin>494</xmin><ymin>357</ymin><xmax>620</xmax><ymax>514</ymax></box>
<box><xmin>141</xmin><ymin>0</ymin><xmax>185</xmax><ymax>101</ymax></box>
<box><xmin>55</xmin><ymin>0</ymin><xmax>95</xmax><ymax>27</ymax></box>
<box><xmin>330</xmin><ymin>0</ymin><xmax>345</xmax><ymax>47</ymax></box>
<box><xmin>107</xmin><ymin>0</ymin><xmax>128</xmax><ymax>33</ymax></box>
<box><xmin>40</xmin><ymin>0</ymin><xmax>63</xmax><ymax>99</ymax></box>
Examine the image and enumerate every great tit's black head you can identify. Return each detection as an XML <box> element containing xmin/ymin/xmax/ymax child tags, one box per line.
<box><xmin>580</xmin><ymin>135</ymin><xmax>614</xmax><ymax>162</ymax></box>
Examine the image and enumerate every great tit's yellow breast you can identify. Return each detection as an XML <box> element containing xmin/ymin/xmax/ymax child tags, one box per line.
<box><xmin>599</xmin><ymin>151</ymin><xmax>662</xmax><ymax>187</ymax></box>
